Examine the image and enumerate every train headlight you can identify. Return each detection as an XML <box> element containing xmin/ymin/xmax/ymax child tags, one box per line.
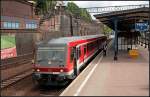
<box><xmin>48</xmin><ymin>61</ymin><xmax>51</xmax><ymax>64</ymax></box>
<box><xmin>60</xmin><ymin>69</ymin><xmax>64</xmax><ymax>72</ymax></box>
<box><xmin>36</xmin><ymin>69</ymin><xmax>40</xmax><ymax>72</ymax></box>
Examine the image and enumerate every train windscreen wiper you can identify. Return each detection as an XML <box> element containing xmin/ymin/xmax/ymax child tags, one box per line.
<box><xmin>37</xmin><ymin>59</ymin><xmax>44</xmax><ymax>62</ymax></box>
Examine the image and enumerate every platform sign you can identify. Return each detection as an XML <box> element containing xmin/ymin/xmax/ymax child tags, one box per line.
<box><xmin>135</xmin><ymin>22</ymin><xmax>149</xmax><ymax>32</ymax></box>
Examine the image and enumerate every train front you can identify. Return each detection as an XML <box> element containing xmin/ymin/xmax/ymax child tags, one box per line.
<box><xmin>32</xmin><ymin>45</ymin><xmax>69</xmax><ymax>86</ymax></box>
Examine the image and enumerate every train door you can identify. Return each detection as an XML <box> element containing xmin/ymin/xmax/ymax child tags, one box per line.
<box><xmin>80</xmin><ymin>45</ymin><xmax>84</xmax><ymax>63</ymax></box>
<box><xmin>77</xmin><ymin>45</ymin><xmax>84</xmax><ymax>63</ymax></box>
<box><xmin>72</xmin><ymin>45</ymin><xmax>81</xmax><ymax>76</ymax></box>
<box><xmin>72</xmin><ymin>47</ymin><xmax>78</xmax><ymax>77</ymax></box>
<box><xmin>76</xmin><ymin>46</ymin><xmax>81</xmax><ymax>66</ymax></box>
<box><xmin>83</xmin><ymin>45</ymin><xmax>87</xmax><ymax>59</ymax></box>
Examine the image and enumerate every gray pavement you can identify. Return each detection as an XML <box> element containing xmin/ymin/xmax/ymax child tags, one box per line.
<box><xmin>60</xmin><ymin>45</ymin><xmax>149</xmax><ymax>96</ymax></box>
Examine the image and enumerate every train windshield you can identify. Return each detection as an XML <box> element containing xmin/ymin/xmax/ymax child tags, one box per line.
<box><xmin>36</xmin><ymin>47</ymin><xmax>65</xmax><ymax>66</ymax></box>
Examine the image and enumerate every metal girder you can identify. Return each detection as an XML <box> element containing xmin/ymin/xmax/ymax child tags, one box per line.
<box><xmin>84</xmin><ymin>4</ymin><xmax>149</xmax><ymax>14</ymax></box>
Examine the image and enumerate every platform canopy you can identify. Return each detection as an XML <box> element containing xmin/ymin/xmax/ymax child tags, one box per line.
<box><xmin>94</xmin><ymin>7</ymin><xmax>149</xmax><ymax>32</ymax></box>
<box><xmin>94</xmin><ymin>7</ymin><xmax>149</xmax><ymax>60</ymax></box>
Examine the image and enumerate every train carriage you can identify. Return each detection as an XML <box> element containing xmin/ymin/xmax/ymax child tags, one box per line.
<box><xmin>33</xmin><ymin>34</ymin><xmax>107</xmax><ymax>85</ymax></box>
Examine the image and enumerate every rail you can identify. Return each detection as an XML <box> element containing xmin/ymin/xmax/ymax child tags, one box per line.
<box><xmin>1</xmin><ymin>69</ymin><xmax>33</xmax><ymax>89</ymax></box>
<box><xmin>1</xmin><ymin>53</ymin><xmax>33</xmax><ymax>69</ymax></box>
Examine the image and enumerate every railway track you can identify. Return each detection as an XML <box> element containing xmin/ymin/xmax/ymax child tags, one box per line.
<box><xmin>37</xmin><ymin>81</ymin><xmax>71</xmax><ymax>96</ymax></box>
<box><xmin>1</xmin><ymin>59</ymin><xmax>32</xmax><ymax>70</ymax></box>
<box><xmin>1</xmin><ymin>69</ymin><xmax>33</xmax><ymax>89</ymax></box>
<box><xmin>1</xmin><ymin>53</ymin><xmax>33</xmax><ymax>70</ymax></box>
<box><xmin>38</xmin><ymin>87</ymin><xmax>66</xmax><ymax>96</ymax></box>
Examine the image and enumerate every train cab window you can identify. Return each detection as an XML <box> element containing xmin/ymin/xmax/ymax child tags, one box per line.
<box><xmin>70</xmin><ymin>47</ymin><xmax>74</xmax><ymax>62</ymax></box>
<box><xmin>78</xmin><ymin>47</ymin><xmax>81</xmax><ymax>58</ymax></box>
<box><xmin>76</xmin><ymin>48</ymin><xmax>79</xmax><ymax>60</ymax></box>
<box><xmin>76</xmin><ymin>49</ymin><xmax>78</xmax><ymax>59</ymax></box>
<box><xmin>84</xmin><ymin>46</ymin><xmax>86</xmax><ymax>54</ymax></box>
<box><xmin>76</xmin><ymin>47</ymin><xmax>80</xmax><ymax>60</ymax></box>
<box><xmin>87</xmin><ymin>43</ymin><xmax>90</xmax><ymax>52</ymax></box>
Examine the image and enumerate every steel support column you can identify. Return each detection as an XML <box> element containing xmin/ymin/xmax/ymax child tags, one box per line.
<box><xmin>114</xmin><ymin>18</ymin><xmax>118</xmax><ymax>60</ymax></box>
<box><xmin>131</xmin><ymin>33</ymin><xmax>132</xmax><ymax>50</ymax></box>
<box><xmin>145</xmin><ymin>32</ymin><xmax>147</xmax><ymax>48</ymax></box>
<box><xmin>148</xmin><ymin>1</ymin><xmax>150</xmax><ymax>65</ymax></box>
<box><xmin>148</xmin><ymin>32</ymin><xmax>150</xmax><ymax>65</ymax></box>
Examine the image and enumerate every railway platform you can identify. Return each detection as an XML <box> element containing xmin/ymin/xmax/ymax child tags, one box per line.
<box><xmin>60</xmin><ymin>45</ymin><xmax>149</xmax><ymax>96</ymax></box>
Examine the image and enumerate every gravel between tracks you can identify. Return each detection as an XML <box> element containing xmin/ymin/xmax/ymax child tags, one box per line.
<box><xmin>1</xmin><ymin>75</ymin><xmax>67</xmax><ymax>96</ymax></box>
<box><xmin>1</xmin><ymin>62</ymin><xmax>32</xmax><ymax>81</ymax></box>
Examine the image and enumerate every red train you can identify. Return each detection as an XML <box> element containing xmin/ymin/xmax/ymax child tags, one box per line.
<box><xmin>32</xmin><ymin>34</ymin><xmax>107</xmax><ymax>85</ymax></box>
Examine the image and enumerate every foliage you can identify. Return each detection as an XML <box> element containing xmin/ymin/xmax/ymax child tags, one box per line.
<box><xmin>34</xmin><ymin>0</ymin><xmax>57</xmax><ymax>15</ymax></box>
<box><xmin>103</xmin><ymin>25</ymin><xmax>112</xmax><ymax>35</ymax></box>
<box><xmin>66</xmin><ymin>2</ymin><xmax>80</xmax><ymax>15</ymax></box>
<box><xmin>80</xmin><ymin>8</ymin><xmax>92</xmax><ymax>21</ymax></box>
<box><xmin>66</xmin><ymin>2</ymin><xmax>92</xmax><ymax>22</ymax></box>
<box><xmin>33</xmin><ymin>1</ymin><xmax>92</xmax><ymax>21</ymax></box>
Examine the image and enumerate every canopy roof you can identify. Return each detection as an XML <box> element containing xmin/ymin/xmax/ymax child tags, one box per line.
<box><xmin>94</xmin><ymin>7</ymin><xmax>149</xmax><ymax>32</ymax></box>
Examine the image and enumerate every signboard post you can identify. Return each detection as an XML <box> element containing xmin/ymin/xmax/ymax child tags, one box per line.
<box><xmin>135</xmin><ymin>22</ymin><xmax>149</xmax><ymax>47</ymax></box>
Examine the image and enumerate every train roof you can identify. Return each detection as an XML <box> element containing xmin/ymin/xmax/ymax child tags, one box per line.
<box><xmin>48</xmin><ymin>34</ymin><xmax>105</xmax><ymax>44</ymax></box>
<box><xmin>37</xmin><ymin>34</ymin><xmax>106</xmax><ymax>47</ymax></box>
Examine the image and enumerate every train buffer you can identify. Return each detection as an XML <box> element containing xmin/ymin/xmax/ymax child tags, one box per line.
<box><xmin>60</xmin><ymin>45</ymin><xmax>149</xmax><ymax>96</ymax></box>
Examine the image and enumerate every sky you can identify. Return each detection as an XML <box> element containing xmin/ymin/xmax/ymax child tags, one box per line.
<box><xmin>64</xmin><ymin>1</ymin><xmax>149</xmax><ymax>20</ymax></box>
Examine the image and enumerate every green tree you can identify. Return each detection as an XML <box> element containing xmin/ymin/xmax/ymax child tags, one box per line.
<box><xmin>66</xmin><ymin>2</ymin><xmax>92</xmax><ymax>22</ymax></box>
<box><xmin>34</xmin><ymin>0</ymin><xmax>57</xmax><ymax>16</ymax></box>
<box><xmin>103</xmin><ymin>25</ymin><xmax>112</xmax><ymax>35</ymax></box>
<box><xmin>80</xmin><ymin>8</ymin><xmax>92</xmax><ymax>22</ymax></box>
<box><xmin>66</xmin><ymin>2</ymin><xmax>80</xmax><ymax>15</ymax></box>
